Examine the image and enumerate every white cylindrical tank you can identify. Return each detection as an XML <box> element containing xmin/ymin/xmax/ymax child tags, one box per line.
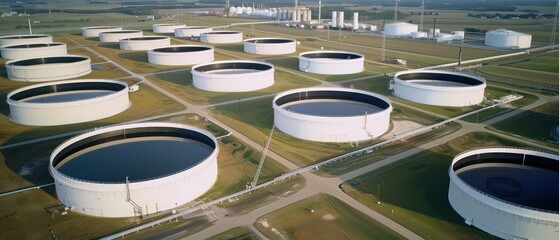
<box><xmin>273</xmin><ymin>87</ymin><xmax>392</xmax><ymax>142</ymax></box>
<box><xmin>352</xmin><ymin>12</ymin><xmax>359</xmax><ymax>30</ymax></box>
<box><xmin>449</xmin><ymin>147</ymin><xmax>559</xmax><ymax>240</ymax></box>
<box><xmin>7</xmin><ymin>79</ymin><xmax>129</xmax><ymax>126</ymax></box>
<box><xmin>338</xmin><ymin>11</ymin><xmax>345</xmax><ymax>28</ymax></box>
<box><xmin>49</xmin><ymin>122</ymin><xmax>219</xmax><ymax>218</ymax></box>
<box><xmin>485</xmin><ymin>29</ymin><xmax>532</xmax><ymax>49</ymax></box>
<box><xmin>5</xmin><ymin>55</ymin><xmax>92</xmax><ymax>82</ymax></box>
<box><xmin>229</xmin><ymin>6</ymin><xmax>236</xmax><ymax>13</ymax></box>
<box><xmin>411</xmin><ymin>31</ymin><xmax>428</xmax><ymax>39</ymax></box>
<box><xmin>452</xmin><ymin>31</ymin><xmax>465</xmax><ymax>40</ymax></box>
<box><xmin>384</xmin><ymin>22</ymin><xmax>418</xmax><ymax>36</ymax></box>
<box><xmin>299</xmin><ymin>51</ymin><xmax>364</xmax><ymax>75</ymax></box>
<box><xmin>152</xmin><ymin>24</ymin><xmax>187</xmax><ymax>34</ymax></box>
<box><xmin>174</xmin><ymin>26</ymin><xmax>213</xmax><ymax>37</ymax></box>
<box><xmin>119</xmin><ymin>36</ymin><xmax>170</xmax><ymax>50</ymax></box>
<box><xmin>302</xmin><ymin>9</ymin><xmax>308</xmax><ymax>22</ymax></box>
<box><xmin>307</xmin><ymin>9</ymin><xmax>312</xmax><ymax>21</ymax></box>
<box><xmin>191</xmin><ymin>60</ymin><xmax>274</xmax><ymax>92</ymax></box>
<box><xmin>1</xmin><ymin>42</ymin><xmax>67</xmax><ymax>60</ymax></box>
<box><xmin>244</xmin><ymin>38</ymin><xmax>296</xmax><ymax>55</ymax></box>
<box><xmin>331</xmin><ymin>11</ymin><xmax>337</xmax><ymax>28</ymax></box>
<box><xmin>81</xmin><ymin>26</ymin><xmax>122</xmax><ymax>38</ymax></box>
<box><xmin>393</xmin><ymin>70</ymin><xmax>486</xmax><ymax>107</ymax></box>
<box><xmin>293</xmin><ymin>8</ymin><xmax>298</xmax><ymax>22</ymax></box>
<box><xmin>200</xmin><ymin>31</ymin><xmax>243</xmax><ymax>44</ymax></box>
<box><xmin>0</xmin><ymin>34</ymin><xmax>53</xmax><ymax>47</ymax></box>
<box><xmin>99</xmin><ymin>30</ymin><xmax>143</xmax><ymax>43</ymax></box>
<box><xmin>148</xmin><ymin>45</ymin><xmax>214</xmax><ymax>66</ymax></box>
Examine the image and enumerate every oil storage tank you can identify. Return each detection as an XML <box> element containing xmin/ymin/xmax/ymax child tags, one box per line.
<box><xmin>152</xmin><ymin>24</ymin><xmax>187</xmax><ymax>34</ymax></box>
<box><xmin>5</xmin><ymin>55</ymin><xmax>92</xmax><ymax>82</ymax></box>
<box><xmin>49</xmin><ymin>122</ymin><xmax>219</xmax><ymax>218</ymax></box>
<box><xmin>99</xmin><ymin>30</ymin><xmax>143</xmax><ymax>43</ymax></box>
<box><xmin>191</xmin><ymin>60</ymin><xmax>274</xmax><ymax>92</ymax></box>
<box><xmin>119</xmin><ymin>36</ymin><xmax>170</xmax><ymax>50</ymax></box>
<box><xmin>298</xmin><ymin>51</ymin><xmax>364</xmax><ymax>75</ymax></box>
<box><xmin>449</xmin><ymin>147</ymin><xmax>559</xmax><ymax>240</ymax></box>
<box><xmin>0</xmin><ymin>34</ymin><xmax>52</xmax><ymax>47</ymax></box>
<box><xmin>81</xmin><ymin>26</ymin><xmax>122</xmax><ymax>38</ymax></box>
<box><xmin>174</xmin><ymin>26</ymin><xmax>213</xmax><ymax>37</ymax></box>
<box><xmin>273</xmin><ymin>87</ymin><xmax>392</xmax><ymax>142</ymax></box>
<box><xmin>244</xmin><ymin>38</ymin><xmax>296</xmax><ymax>55</ymax></box>
<box><xmin>392</xmin><ymin>70</ymin><xmax>486</xmax><ymax>107</ymax></box>
<box><xmin>485</xmin><ymin>29</ymin><xmax>532</xmax><ymax>49</ymax></box>
<box><xmin>7</xmin><ymin>79</ymin><xmax>129</xmax><ymax>126</ymax></box>
<box><xmin>384</xmin><ymin>22</ymin><xmax>418</xmax><ymax>37</ymax></box>
<box><xmin>1</xmin><ymin>42</ymin><xmax>67</xmax><ymax>60</ymax></box>
<box><xmin>148</xmin><ymin>45</ymin><xmax>214</xmax><ymax>66</ymax></box>
<box><xmin>200</xmin><ymin>31</ymin><xmax>243</xmax><ymax>44</ymax></box>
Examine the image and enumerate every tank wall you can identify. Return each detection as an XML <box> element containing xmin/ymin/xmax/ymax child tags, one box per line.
<box><xmin>174</xmin><ymin>27</ymin><xmax>213</xmax><ymax>37</ymax></box>
<box><xmin>299</xmin><ymin>56</ymin><xmax>363</xmax><ymax>75</ymax></box>
<box><xmin>153</xmin><ymin>24</ymin><xmax>187</xmax><ymax>33</ymax></box>
<box><xmin>99</xmin><ymin>32</ymin><xmax>143</xmax><ymax>43</ymax></box>
<box><xmin>1</xmin><ymin>44</ymin><xmax>67</xmax><ymax>60</ymax></box>
<box><xmin>52</xmin><ymin>151</ymin><xmax>218</xmax><ymax>218</ymax></box>
<box><xmin>385</xmin><ymin>24</ymin><xmax>418</xmax><ymax>36</ymax></box>
<box><xmin>200</xmin><ymin>33</ymin><xmax>243</xmax><ymax>43</ymax></box>
<box><xmin>9</xmin><ymin>88</ymin><xmax>129</xmax><ymax>126</ymax></box>
<box><xmin>6</xmin><ymin>59</ymin><xmax>92</xmax><ymax>82</ymax></box>
<box><xmin>119</xmin><ymin>38</ymin><xmax>170</xmax><ymax>50</ymax></box>
<box><xmin>274</xmin><ymin>107</ymin><xmax>391</xmax><ymax>142</ymax></box>
<box><xmin>148</xmin><ymin>49</ymin><xmax>214</xmax><ymax>65</ymax></box>
<box><xmin>0</xmin><ymin>36</ymin><xmax>53</xmax><ymax>47</ymax></box>
<box><xmin>82</xmin><ymin>27</ymin><xmax>122</xmax><ymax>38</ymax></box>
<box><xmin>192</xmin><ymin>67</ymin><xmax>274</xmax><ymax>92</ymax></box>
<box><xmin>244</xmin><ymin>41</ymin><xmax>296</xmax><ymax>55</ymax></box>
<box><xmin>448</xmin><ymin>176</ymin><xmax>559</xmax><ymax>240</ymax></box>
<box><xmin>394</xmin><ymin>80</ymin><xmax>485</xmax><ymax>107</ymax></box>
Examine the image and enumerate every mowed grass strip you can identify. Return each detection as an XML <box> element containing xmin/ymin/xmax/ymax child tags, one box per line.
<box><xmin>505</xmin><ymin>55</ymin><xmax>559</xmax><ymax>73</ymax></box>
<box><xmin>341</xmin><ymin>132</ymin><xmax>525</xmax><ymax>240</ymax></box>
<box><xmin>489</xmin><ymin>101</ymin><xmax>559</xmax><ymax>144</ymax></box>
<box><xmin>479</xmin><ymin>66</ymin><xmax>559</xmax><ymax>87</ymax></box>
<box><xmin>207</xmin><ymin>227</ymin><xmax>260</xmax><ymax>240</ymax></box>
<box><xmin>255</xmin><ymin>193</ymin><xmax>405</xmax><ymax>240</ymax></box>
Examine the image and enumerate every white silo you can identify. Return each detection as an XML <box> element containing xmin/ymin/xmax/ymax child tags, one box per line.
<box><xmin>287</xmin><ymin>10</ymin><xmax>293</xmax><ymax>20</ymax></box>
<box><xmin>229</xmin><ymin>6</ymin><xmax>236</xmax><ymax>13</ymax></box>
<box><xmin>246</xmin><ymin>7</ymin><xmax>253</xmax><ymax>15</ymax></box>
<box><xmin>485</xmin><ymin>29</ymin><xmax>531</xmax><ymax>49</ymax></box>
<box><xmin>338</xmin><ymin>11</ymin><xmax>345</xmax><ymax>28</ymax></box>
<box><xmin>302</xmin><ymin>8</ymin><xmax>308</xmax><ymax>22</ymax></box>
<box><xmin>307</xmin><ymin>9</ymin><xmax>312</xmax><ymax>21</ymax></box>
<box><xmin>235</xmin><ymin>6</ymin><xmax>243</xmax><ymax>15</ymax></box>
<box><xmin>331</xmin><ymin>11</ymin><xmax>337</xmax><ymax>27</ymax></box>
<box><xmin>352</xmin><ymin>12</ymin><xmax>359</xmax><ymax>30</ymax></box>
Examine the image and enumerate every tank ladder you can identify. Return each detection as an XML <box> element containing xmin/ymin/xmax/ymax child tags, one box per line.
<box><xmin>125</xmin><ymin>176</ymin><xmax>143</xmax><ymax>216</ymax></box>
<box><xmin>250</xmin><ymin>125</ymin><xmax>275</xmax><ymax>189</ymax></box>
<box><xmin>363</xmin><ymin>111</ymin><xmax>374</xmax><ymax>137</ymax></box>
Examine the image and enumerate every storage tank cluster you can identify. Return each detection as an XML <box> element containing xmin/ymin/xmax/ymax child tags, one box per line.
<box><xmin>330</xmin><ymin>11</ymin><xmax>345</xmax><ymax>28</ymax></box>
<box><xmin>449</xmin><ymin>147</ymin><xmax>559</xmax><ymax>240</ymax></box>
<box><xmin>391</xmin><ymin>70</ymin><xmax>486</xmax><ymax>107</ymax></box>
<box><xmin>50</xmin><ymin>122</ymin><xmax>219</xmax><ymax>218</ymax></box>
<box><xmin>485</xmin><ymin>29</ymin><xmax>532</xmax><ymax>49</ymax></box>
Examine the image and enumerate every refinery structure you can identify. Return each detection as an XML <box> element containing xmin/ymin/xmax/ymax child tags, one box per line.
<box><xmin>0</xmin><ymin>1</ymin><xmax>558</xmax><ymax>239</ymax></box>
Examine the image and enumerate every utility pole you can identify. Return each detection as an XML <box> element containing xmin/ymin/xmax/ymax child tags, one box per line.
<box><xmin>382</xmin><ymin>14</ymin><xmax>386</xmax><ymax>62</ymax></box>
<box><xmin>394</xmin><ymin>0</ymin><xmax>398</xmax><ymax>22</ymax></box>
<box><xmin>432</xmin><ymin>18</ymin><xmax>437</xmax><ymax>41</ymax></box>
<box><xmin>420</xmin><ymin>0</ymin><xmax>425</xmax><ymax>32</ymax></box>
<box><xmin>225</xmin><ymin>0</ymin><xmax>230</xmax><ymax>18</ymax></box>
<box><xmin>457</xmin><ymin>46</ymin><xmax>463</xmax><ymax>70</ymax></box>
<box><xmin>318</xmin><ymin>0</ymin><xmax>322</xmax><ymax>23</ymax></box>
<box><xmin>551</xmin><ymin>0</ymin><xmax>559</xmax><ymax>45</ymax></box>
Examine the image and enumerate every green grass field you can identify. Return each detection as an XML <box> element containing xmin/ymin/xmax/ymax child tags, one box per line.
<box><xmin>490</xmin><ymin>101</ymin><xmax>559</xmax><ymax>145</ymax></box>
<box><xmin>255</xmin><ymin>194</ymin><xmax>405</xmax><ymax>240</ymax></box>
<box><xmin>208</xmin><ymin>227</ymin><xmax>260</xmax><ymax>240</ymax></box>
<box><xmin>340</xmin><ymin>132</ymin><xmax>526</xmax><ymax>240</ymax></box>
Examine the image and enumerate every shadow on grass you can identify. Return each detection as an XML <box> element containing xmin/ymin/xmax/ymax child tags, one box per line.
<box><xmin>119</xmin><ymin>51</ymin><xmax>148</xmax><ymax>63</ymax></box>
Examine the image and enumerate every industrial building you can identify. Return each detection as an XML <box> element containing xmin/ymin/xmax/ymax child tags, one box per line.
<box><xmin>81</xmin><ymin>26</ymin><xmax>122</xmax><ymax>38</ymax></box>
<box><xmin>0</xmin><ymin>42</ymin><xmax>67</xmax><ymax>60</ymax></box>
<box><xmin>119</xmin><ymin>36</ymin><xmax>170</xmax><ymax>50</ymax></box>
<box><xmin>148</xmin><ymin>45</ymin><xmax>214</xmax><ymax>66</ymax></box>
<box><xmin>273</xmin><ymin>87</ymin><xmax>392</xmax><ymax>142</ymax></box>
<box><xmin>0</xmin><ymin>34</ymin><xmax>52</xmax><ymax>47</ymax></box>
<box><xmin>7</xmin><ymin>79</ymin><xmax>129</xmax><ymax>126</ymax></box>
<box><xmin>191</xmin><ymin>60</ymin><xmax>274</xmax><ymax>92</ymax></box>
<box><xmin>152</xmin><ymin>24</ymin><xmax>187</xmax><ymax>34</ymax></box>
<box><xmin>244</xmin><ymin>38</ymin><xmax>296</xmax><ymax>55</ymax></box>
<box><xmin>298</xmin><ymin>51</ymin><xmax>364</xmax><ymax>75</ymax></box>
<box><xmin>200</xmin><ymin>31</ymin><xmax>243</xmax><ymax>44</ymax></box>
<box><xmin>99</xmin><ymin>30</ymin><xmax>143</xmax><ymax>43</ymax></box>
<box><xmin>5</xmin><ymin>55</ymin><xmax>92</xmax><ymax>82</ymax></box>
<box><xmin>49</xmin><ymin>122</ymin><xmax>219</xmax><ymax>218</ymax></box>
<box><xmin>485</xmin><ymin>29</ymin><xmax>532</xmax><ymax>49</ymax></box>
<box><xmin>449</xmin><ymin>147</ymin><xmax>559</xmax><ymax>240</ymax></box>
<box><xmin>392</xmin><ymin>70</ymin><xmax>486</xmax><ymax>107</ymax></box>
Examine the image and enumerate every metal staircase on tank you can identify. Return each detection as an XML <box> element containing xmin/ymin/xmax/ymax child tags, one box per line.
<box><xmin>249</xmin><ymin>125</ymin><xmax>275</xmax><ymax>189</ymax></box>
<box><xmin>125</xmin><ymin>176</ymin><xmax>143</xmax><ymax>217</ymax></box>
